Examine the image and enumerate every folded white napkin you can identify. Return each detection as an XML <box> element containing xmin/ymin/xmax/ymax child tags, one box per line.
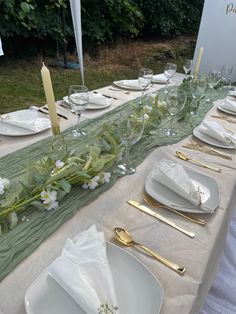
<box><xmin>115</xmin><ymin>79</ymin><xmax>141</xmax><ymax>90</ymax></box>
<box><xmin>48</xmin><ymin>225</ymin><xmax>119</xmax><ymax>314</ymax></box>
<box><xmin>199</xmin><ymin>120</ymin><xmax>236</xmax><ymax>146</ymax></box>
<box><xmin>221</xmin><ymin>99</ymin><xmax>236</xmax><ymax>112</ymax></box>
<box><xmin>1</xmin><ymin>109</ymin><xmax>50</xmax><ymax>132</ymax></box>
<box><xmin>89</xmin><ymin>92</ymin><xmax>112</xmax><ymax>107</ymax></box>
<box><xmin>152</xmin><ymin>73</ymin><xmax>168</xmax><ymax>84</ymax></box>
<box><xmin>152</xmin><ymin>159</ymin><xmax>213</xmax><ymax>213</ymax></box>
<box><xmin>228</xmin><ymin>90</ymin><xmax>236</xmax><ymax>97</ymax></box>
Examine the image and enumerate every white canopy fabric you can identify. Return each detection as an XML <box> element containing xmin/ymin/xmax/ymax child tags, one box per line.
<box><xmin>69</xmin><ymin>0</ymin><xmax>84</xmax><ymax>85</ymax></box>
<box><xmin>0</xmin><ymin>37</ymin><xmax>4</xmax><ymax>56</ymax></box>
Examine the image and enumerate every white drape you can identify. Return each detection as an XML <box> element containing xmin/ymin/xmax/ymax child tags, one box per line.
<box><xmin>0</xmin><ymin>37</ymin><xmax>4</xmax><ymax>56</ymax></box>
<box><xmin>69</xmin><ymin>0</ymin><xmax>84</xmax><ymax>85</ymax></box>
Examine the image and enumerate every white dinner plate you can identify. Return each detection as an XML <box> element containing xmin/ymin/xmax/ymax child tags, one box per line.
<box><xmin>0</xmin><ymin>110</ymin><xmax>50</xmax><ymax>136</ymax></box>
<box><xmin>113</xmin><ymin>80</ymin><xmax>143</xmax><ymax>91</ymax></box>
<box><xmin>193</xmin><ymin>125</ymin><xmax>236</xmax><ymax>149</ymax></box>
<box><xmin>145</xmin><ymin>169</ymin><xmax>219</xmax><ymax>214</ymax></box>
<box><xmin>63</xmin><ymin>95</ymin><xmax>111</xmax><ymax>110</ymax></box>
<box><xmin>25</xmin><ymin>242</ymin><xmax>163</xmax><ymax>314</ymax></box>
<box><xmin>217</xmin><ymin>104</ymin><xmax>236</xmax><ymax>116</ymax></box>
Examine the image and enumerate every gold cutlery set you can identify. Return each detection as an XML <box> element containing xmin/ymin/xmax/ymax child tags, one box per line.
<box><xmin>113</xmin><ymin>111</ymin><xmax>235</xmax><ymax>275</ymax></box>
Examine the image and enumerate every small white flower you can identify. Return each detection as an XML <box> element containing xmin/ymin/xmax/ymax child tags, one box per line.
<box><xmin>82</xmin><ymin>176</ymin><xmax>100</xmax><ymax>190</ymax></box>
<box><xmin>143</xmin><ymin>105</ymin><xmax>152</xmax><ymax>114</ymax></box>
<box><xmin>40</xmin><ymin>189</ymin><xmax>59</xmax><ymax>211</ymax></box>
<box><xmin>101</xmin><ymin>172</ymin><xmax>111</xmax><ymax>184</ymax></box>
<box><xmin>82</xmin><ymin>183</ymin><xmax>89</xmax><ymax>189</ymax></box>
<box><xmin>0</xmin><ymin>177</ymin><xmax>10</xmax><ymax>195</ymax></box>
<box><xmin>55</xmin><ymin>160</ymin><xmax>65</xmax><ymax>169</ymax></box>
<box><xmin>144</xmin><ymin>113</ymin><xmax>149</xmax><ymax>121</ymax></box>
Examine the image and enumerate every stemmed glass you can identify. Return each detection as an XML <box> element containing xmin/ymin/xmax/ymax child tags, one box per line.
<box><xmin>165</xmin><ymin>88</ymin><xmax>187</xmax><ymax>136</ymax></box>
<box><xmin>207</xmin><ymin>70</ymin><xmax>222</xmax><ymax>89</ymax></box>
<box><xmin>138</xmin><ymin>68</ymin><xmax>153</xmax><ymax>104</ymax></box>
<box><xmin>68</xmin><ymin>85</ymin><xmax>89</xmax><ymax>137</ymax></box>
<box><xmin>221</xmin><ymin>65</ymin><xmax>233</xmax><ymax>85</ymax></box>
<box><xmin>118</xmin><ymin>111</ymin><xmax>144</xmax><ymax>175</ymax></box>
<box><xmin>190</xmin><ymin>77</ymin><xmax>206</xmax><ymax>115</ymax></box>
<box><xmin>183</xmin><ymin>59</ymin><xmax>192</xmax><ymax>77</ymax></box>
<box><xmin>164</xmin><ymin>63</ymin><xmax>177</xmax><ymax>90</ymax></box>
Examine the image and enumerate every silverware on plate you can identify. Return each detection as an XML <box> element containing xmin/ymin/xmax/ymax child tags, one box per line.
<box><xmin>143</xmin><ymin>192</ymin><xmax>206</xmax><ymax>225</ymax></box>
<box><xmin>127</xmin><ymin>200</ymin><xmax>195</xmax><ymax>238</ymax></box>
<box><xmin>114</xmin><ymin>227</ymin><xmax>186</xmax><ymax>275</ymax></box>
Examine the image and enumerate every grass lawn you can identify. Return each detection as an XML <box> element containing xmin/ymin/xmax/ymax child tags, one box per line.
<box><xmin>0</xmin><ymin>36</ymin><xmax>195</xmax><ymax>114</ymax></box>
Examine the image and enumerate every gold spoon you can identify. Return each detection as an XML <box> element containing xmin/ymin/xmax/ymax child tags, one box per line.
<box><xmin>176</xmin><ymin>151</ymin><xmax>222</xmax><ymax>173</ymax></box>
<box><xmin>143</xmin><ymin>193</ymin><xmax>206</xmax><ymax>225</ymax></box>
<box><xmin>114</xmin><ymin>227</ymin><xmax>186</xmax><ymax>275</ymax></box>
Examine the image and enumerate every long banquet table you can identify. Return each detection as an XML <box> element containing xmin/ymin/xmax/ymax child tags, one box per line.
<box><xmin>0</xmin><ymin>74</ymin><xmax>235</xmax><ymax>314</ymax></box>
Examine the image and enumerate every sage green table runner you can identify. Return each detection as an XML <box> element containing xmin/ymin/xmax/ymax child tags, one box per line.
<box><xmin>0</xmin><ymin>87</ymin><xmax>227</xmax><ymax>281</ymax></box>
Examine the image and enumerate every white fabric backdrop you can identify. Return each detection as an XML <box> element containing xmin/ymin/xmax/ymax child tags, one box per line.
<box><xmin>69</xmin><ymin>0</ymin><xmax>84</xmax><ymax>84</ymax></box>
<box><xmin>193</xmin><ymin>0</ymin><xmax>236</xmax><ymax>81</ymax></box>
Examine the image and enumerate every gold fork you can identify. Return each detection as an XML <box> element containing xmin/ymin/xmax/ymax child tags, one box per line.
<box><xmin>143</xmin><ymin>193</ymin><xmax>206</xmax><ymax>225</ymax></box>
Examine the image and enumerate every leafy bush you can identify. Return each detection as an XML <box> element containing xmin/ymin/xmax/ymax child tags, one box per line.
<box><xmin>135</xmin><ymin>0</ymin><xmax>204</xmax><ymax>36</ymax></box>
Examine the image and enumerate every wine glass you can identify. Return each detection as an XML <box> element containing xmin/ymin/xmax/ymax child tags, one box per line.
<box><xmin>68</xmin><ymin>85</ymin><xmax>89</xmax><ymax>137</ymax></box>
<box><xmin>190</xmin><ymin>77</ymin><xmax>206</xmax><ymax>115</ymax></box>
<box><xmin>207</xmin><ymin>70</ymin><xmax>222</xmax><ymax>89</ymax></box>
<box><xmin>183</xmin><ymin>59</ymin><xmax>193</xmax><ymax>77</ymax></box>
<box><xmin>165</xmin><ymin>88</ymin><xmax>187</xmax><ymax>136</ymax></box>
<box><xmin>221</xmin><ymin>65</ymin><xmax>233</xmax><ymax>85</ymax></box>
<box><xmin>118</xmin><ymin>111</ymin><xmax>144</xmax><ymax>175</ymax></box>
<box><xmin>138</xmin><ymin>68</ymin><xmax>153</xmax><ymax>104</ymax></box>
<box><xmin>164</xmin><ymin>63</ymin><xmax>177</xmax><ymax>90</ymax></box>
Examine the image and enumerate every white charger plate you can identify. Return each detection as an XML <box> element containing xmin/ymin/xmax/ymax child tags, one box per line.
<box><xmin>113</xmin><ymin>80</ymin><xmax>143</xmax><ymax>91</ymax></box>
<box><xmin>25</xmin><ymin>242</ymin><xmax>163</xmax><ymax>314</ymax></box>
<box><xmin>217</xmin><ymin>104</ymin><xmax>236</xmax><ymax>116</ymax></box>
<box><xmin>63</xmin><ymin>95</ymin><xmax>111</xmax><ymax>110</ymax></box>
<box><xmin>0</xmin><ymin>110</ymin><xmax>50</xmax><ymax>136</ymax></box>
<box><xmin>193</xmin><ymin>125</ymin><xmax>236</xmax><ymax>149</ymax></box>
<box><xmin>145</xmin><ymin>169</ymin><xmax>219</xmax><ymax>214</ymax></box>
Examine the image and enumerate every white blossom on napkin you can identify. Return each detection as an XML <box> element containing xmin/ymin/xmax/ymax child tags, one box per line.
<box><xmin>152</xmin><ymin>73</ymin><xmax>168</xmax><ymax>84</ymax></box>
<box><xmin>221</xmin><ymin>99</ymin><xmax>236</xmax><ymax>113</ymax></box>
<box><xmin>199</xmin><ymin>120</ymin><xmax>236</xmax><ymax>146</ymax></box>
<box><xmin>151</xmin><ymin>159</ymin><xmax>213</xmax><ymax>213</ymax></box>
<box><xmin>48</xmin><ymin>225</ymin><xmax>119</xmax><ymax>314</ymax></box>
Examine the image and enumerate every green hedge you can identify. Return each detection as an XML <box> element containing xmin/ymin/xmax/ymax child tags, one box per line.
<box><xmin>0</xmin><ymin>0</ymin><xmax>204</xmax><ymax>56</ymax></box>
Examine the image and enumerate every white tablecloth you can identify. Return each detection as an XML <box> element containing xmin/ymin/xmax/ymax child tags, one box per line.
<box><xmin>0</xmin><ymin>74</ymin><xmax>235</xmax><ymax>314</ymax></box>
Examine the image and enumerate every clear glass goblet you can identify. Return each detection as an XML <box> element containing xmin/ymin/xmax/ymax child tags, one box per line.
<box><xmin>165</xmin><ymin>88</ymin><xmax>187</xmax><ymax>136</ymax></box>
<box><xmin>68</xmin><ymin>85</ymin><xmax>89</xmax><ymax>137</ymax></box>
<box><xmin>221</xmin><ymin>65</ymin><xmax>233</xmax><ymax>85</ymax></box>
<box><xmin>183</xmin><ymin>59</ymin><xmax>193</xmax><ymax>77</ymax></box>
<box><xmin>164</xmin><ymin>63</ymin><xmax>177</xmax><ymax>91</ymax></box>
<box><xmin>118</xmin><ymin>111</ymin><xmax>144</xmax><ymax>175</ymax></box>
<box><xmin>207</xmin><ymin>70</ymin><xmax>222</xmax><ymax>89</ymax></box>
<box><xmin>190</xmin><ymin>77</ymin><xmax>206</xmax><ymax>115</ymax></box>
<box><xmin>138</xmin><ymin>68</ymin><xmax>153</xmax><ymax>104</ymax></box>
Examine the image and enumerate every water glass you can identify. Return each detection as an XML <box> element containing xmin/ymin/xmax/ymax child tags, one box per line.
<box><xmin>118</xmin><ymin>111</ymin><xmax>144</xmax><ymax>175</ymax></box>
<box><xmin>190</xmin><ymin>78</ymin><xmax>206</xmax><ymax>115</ymax></box>
<box><xmin>164</xmin><ymin>63</ymin><xmax>177</xmax><ymax>90</ymax></box>
<box><xmin>207</xmin><ymin>70</ymin><xmax>222</xmax><ymax>89</ymax></box>
<box><xmin>68</xmin><ymin>85</ymin><xmax>89</xmax><ymax>137</ymax></box>
<box><xmin>221</xmin><ymin>65</ymin><xmax>233</xmax><ymax>85</ymax></box>
<box><xmin>165</xmin><ymin>88</ymin><xmax>187</xmax><ymax>136</ymax></box>
<box><xmin>138</xmin><ymin>68</ymin><xmax>153</xmax><ymax>104</ymax></box>
<box><xmin>183</xmin><ymin>59</ymin><xmax>193</xmax><ymax>77</ymax></box>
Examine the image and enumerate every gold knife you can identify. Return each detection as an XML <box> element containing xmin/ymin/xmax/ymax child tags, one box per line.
<box><xmin>127</xmin><ymin>200</ymin><xmax>195</xmax><ymax>238</ymax></box>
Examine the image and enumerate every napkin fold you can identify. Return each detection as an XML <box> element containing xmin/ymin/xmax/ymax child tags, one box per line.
<box><xmin>152</xmin><ymin>159</ymin><xmax>213</xmax><ymax>213</ymax></box>
<box><xmin>115</xmin><ymin>79</ymin><xmax>141</xmax><ymax>90</ymax></box>
<box><xmin>199</xmin><ymin>120</ymin><xmax>236</xmax><ymax>146</ymax></box>
<box><xmin>1</xmin><ymin>109</ymin><xmax>50</xmax><ymax>132</ymax></box>
<box><xmin>89</xmin><ymin>92</ymin><xmax>112</xmax><ymax>107</ymax></box>
<box><xmin>152</xmin><ymin>73</ymin><xmax>168</xmax><ymax>84</ymax></box>
<box><xmin>221</xmin><ymin>99</ymin><xmax>236</xmax><ymax>112</ymax></box>
<box><xmin>48</xmin><ymin>225</ymin><xmax>119</xmax><ymax>314</ymax></box>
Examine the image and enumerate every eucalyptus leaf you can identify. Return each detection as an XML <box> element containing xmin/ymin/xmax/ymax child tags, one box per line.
<box><xmin>7</xmin><ymin>211</ymin><xmax>18</xmax><ymax>230</ymax></box>
<box><xmin>31</xmin><ymin>201</ymin><xmax>45</xmax><ymax>211</ymax></box>
<box><xmin>59</xmin><ymin>179</ymin><xmax>71</xmax><ymax>193</ymax></box>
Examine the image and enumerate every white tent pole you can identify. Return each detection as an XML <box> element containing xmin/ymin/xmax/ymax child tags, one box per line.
<box><xmin>69</xmin><ymin>0</ymin><xmax>84</xmax><ymax>85</ymax></box>
<box><xmin>0</xmin><ymin>37</ymin><xmax>4</xmax><ymax>56</ymax></box>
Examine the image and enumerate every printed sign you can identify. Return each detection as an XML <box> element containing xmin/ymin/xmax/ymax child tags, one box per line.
<box><xmin>193</xmin><ymin>0</ymin><xmax>236</xmax><ymax>81</ymax></box>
